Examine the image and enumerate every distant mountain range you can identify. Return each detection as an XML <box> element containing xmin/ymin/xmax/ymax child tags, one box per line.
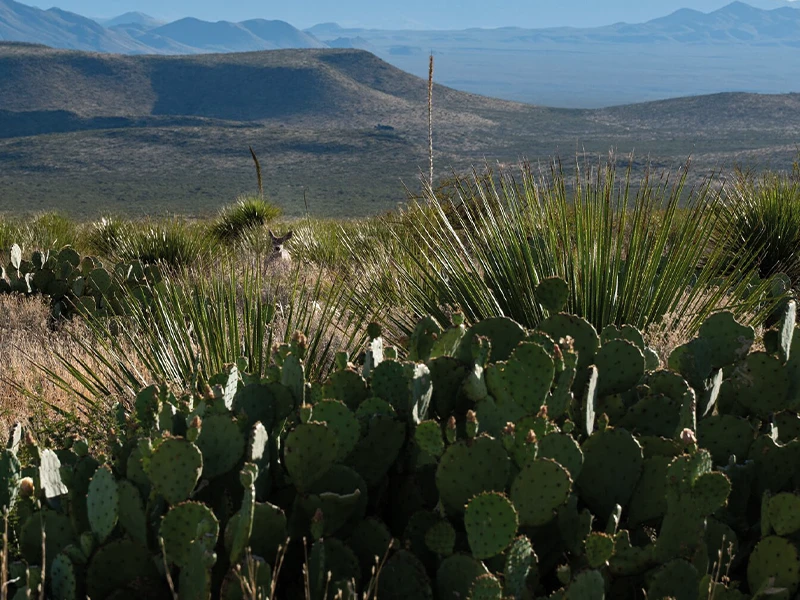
<box><xmin>1</xmin><ymin>0</ymin><xmax>800</xmax><ymax>106</ymax></box>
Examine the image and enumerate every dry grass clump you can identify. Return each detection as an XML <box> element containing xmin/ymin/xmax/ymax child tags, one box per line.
<box><xmin>0</xmin><ymin>294</ymin><xmax>94</xmax><ymax>440</ymax></box>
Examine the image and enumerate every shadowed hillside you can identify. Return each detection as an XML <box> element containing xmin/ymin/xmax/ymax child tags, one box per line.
<box><xmin>1</xmin><ymin>43</ymin><xmax>799</xmax><ymax>218</ymax></box>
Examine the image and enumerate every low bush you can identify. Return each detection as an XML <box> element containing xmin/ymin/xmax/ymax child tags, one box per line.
<box><xmin>210</xmin><ymin>196</ymin><xmax>282</xmax><ymax>244</ymax></box>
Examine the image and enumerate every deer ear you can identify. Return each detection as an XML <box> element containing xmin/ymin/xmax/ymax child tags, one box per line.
<box><xmin>283</xmin><ymin>230</ymin><xmax>293</xmax><ymax>242</ymax></box>
<box><xmin>268</xmin><ymin>229</ymin><xmax>277</xmax><ymax>240</ymax></box>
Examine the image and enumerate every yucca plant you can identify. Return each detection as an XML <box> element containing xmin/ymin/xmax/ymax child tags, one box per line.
<box><xmin>31</xmin><ymin>258</ymin><xmax>384</xmax><ymax>426</ymax></box>
<box><xmin>717</xmin><ymin>167</ymin><xmax>800</xmax><ymax>289</ymax></box>
<box><xmin>377</xmin><ymin>157</ymin><xmax>782</xmax><ymax>336</ymax></box>
<box><xmin>85</xmin><ymin>216</ymin><xmax>126</xmax><ymax>258</ymax></box>
<box><xmin>112</xmin><ymin>219</ymin><xmax>211</xmax><ymax>270</ymax></box>
<box><xmin>210</xmin><ymin>195</ymin><xmax>282</xmax><ymax>244</ymax></box>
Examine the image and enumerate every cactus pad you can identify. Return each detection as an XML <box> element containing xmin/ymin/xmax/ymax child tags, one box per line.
<box><xmin>425</xmin><ymin>520</ymin><xmax>456</xmax><ymax>556</ymax></box>
<box><xmin>246</xmin><ymin>502</ymin><xmax>287</xmax><ymax>564</ymax></box>
<box><xmin>436</xmin><ymin>435</ymin><xmax>510</xmax><ymax>514</ymax></box>
<box><xmin>310</xmin><ymin>400</ymin><xmax>360</xmax><ymax>461</ymax></box>
<box><xmin>577</xmin><ymin>428</ymin><xmax>643</xmax><ymax>522</ymax></box>
<box><xmin>50</xmin><ymin>553</ymin><xmax>77</xmax><ymax>600</ymax></box>
<box><xmin>87</xmin><ymin>464</ymin><xmax>119</xmax><ymax>543</ymax></box>
<box><xmin>767</xmin><ymin>493</ymin><xmax>800</xmax><ymax>536</ymax></box>
<box><xmin>457</xmin><ymin>317</ymin><xmax>527</xmax><ymax>363</ymax></box>
<box><xmin>729</xmin><ymin>352</ymin><xmax>791</xmax><ymax>418</ymax></box>
<box><xmin>0</xmin><ymin>449</ymin><xmax>20</xmax><ymax>511</ymax></box>
<box><xmin>469</xmin><ymin>573</ymin><xmax>504</xmax><ymax>600</ymax></box>
<box><xmin>437</xmin><ymin>554</ymin><xmax>489</xmax><ymax>600</ymax></box>
<box><xmin>536</xmin><ymin>277</ymin><xmax>570</xmax><ymax>313</ymax></box>
<box><xmin>538</xmin><ymin>432</ymin><xmax>584</xmax><ymax>479</ymax></box>
<box><xmin>464</xmin><ymin>492</ymin><xmax>519</xmax><ymax>559</ymax></box>
<box><xmin>697</xmin><ymin>415</ymin><xmax>754</xmax><ymax>465</ymax></box>
<box><xmin>40</xmin><ymin>448</ymin><xmax>68</xmax><ymax>498</ymax></box>
<box><xmin>504</xmin><ymin>535</ymin><xmax>535</xmax><ymax>599</ymax></box>
<box><xmin>566</xmin><ymin>569</ymin><xmax>605</xmax><ymax>600</ymax></box>
<box><xmin>415</xmin><ymin>420</ymin><xmax>445</xmax><ymax>458</ymax></box>
<box><xmin>595</xmin><ymin>339</ymin><xmax>645</xmax><ymax>397</ymax></box>
<box><xmin>486</xmin><ymin>342</ymin><xmax>555</xmax><ymax>414</ymax></box>
<box><xmin>371</xmin><ymin>360</ymin><xmax>411</xmax><ymax>416</ymax></box>
<box><xmin>747</xmin><ymin>536</ymin><xmax>800</xmax><ymax>596</ymax></box>
<box><xmin>86</xmin><ymin>539</ymin><xmax>161</xmax><ymax>600</ymax></box>
<box><xmin>511</xmin><ymin>457</ymin><xmax>571</xmax><ymax>526</ymax></box>
<box><xmin>378</xmin><ymin>550</ymin><xmax>433</xmax><ymax>600</ymax></box>
<box><xmin>160</xmin><ymin>501</ymin><xmax>219</xmax><ymax>568</ymax></box>
<box><xmin>647</xmin><ymin>559</ymin><xmax>700</xmax><ymax>600</ymax></box>
<box><xmin>20</xmin><ymin>511</ymin><xmax>75</xmax><ymax>568</ymax></box>
<box><xmin>346</xmin><ymin>415</ymin><xmax>405</xmax><ymax>486</ymax></box>
<box><xmin>348</xmin><ymin>518</ymin><xmax>393</xmax><ymax>575</ymax></box>
<box><xmin>323</xmin><ymin>369</ymin><xmax>369</xmax><ymax>410</ymax></box>
<box><xmin>284</xmin><ymin>422</ymin><xmax>339</xmax><ymax>492</ymax></box>
<box><xmin>585</xmin><ymin>532</ymin><xmax>615</xmax><ymax>568</ymax></box>
<box><xmin>195</xmin><ymin>414</ymin><xmax>245</xmax><ymax>479</ymax></box>
<box><xmin>538</xmin><ymin>314</ymin><xmax>600</xmax><ymax>371</ymax></box>
<box><xmin>698</xmin><ymin>311</ymin><xmax>754</xmax><ymax>369</ymax></box>
<box><xmin>146</xmin><ymin>437</ymin><xmax>202</xmax><ymax>504</ymax></box>
<box><xmin>627</xmin><ymin>456</ymin><xmax>670</xmax><ymax>526</ymax></box>
<box><xmin>117</xmin><ymin>479</ymin><xmax>147</xmax><ymax>546</ymax></box>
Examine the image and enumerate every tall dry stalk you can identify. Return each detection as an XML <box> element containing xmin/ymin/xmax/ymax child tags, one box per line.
<box><xmin>427</xmin><ymin>53</ymin><xmax>434</xmax><ymax>187</ymax></box>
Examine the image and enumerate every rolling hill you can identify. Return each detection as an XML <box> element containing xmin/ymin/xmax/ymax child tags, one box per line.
<box><xmin>0</xmin><ymin>44</ymin><xmax>798</xmax><ymax>218</ymax></box>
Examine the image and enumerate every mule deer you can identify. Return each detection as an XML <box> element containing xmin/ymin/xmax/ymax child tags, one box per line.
<box><xmin>265</xmin><ymin>229</ymin><xmax>293</xmax><ymax>271</ymax></box>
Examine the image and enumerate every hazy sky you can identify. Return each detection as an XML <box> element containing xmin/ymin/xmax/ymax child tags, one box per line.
<box><xmin>27</xmin><ymin>0</ymin><xmax>800</xmax><ymax>29</ymax></box>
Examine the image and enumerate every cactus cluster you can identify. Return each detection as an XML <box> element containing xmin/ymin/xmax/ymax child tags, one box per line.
<box><xmin>1</xmin><ymin>277</ymin><xmax>800</xmax><ymax>599</ymax></box>
<box><xmin>0</xmin><ymin>242</ymin><xmax>160</xmax><ymax>320</ymax></box>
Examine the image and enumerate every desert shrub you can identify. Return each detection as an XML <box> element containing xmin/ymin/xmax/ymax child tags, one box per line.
<box><xmin>375</xmin><ymin>158</ymin><xmax>782</xmax><ymax>335</ymax></box>
<box><xmin>84</xmin><ymin>216</ymin><xmax>126</xmax><ymax>257</ymax></box>
<box><xmin>210</xmin><ymin>195</ymin><xmax>282</xmax><ymax>244</ymax></box>
<box><xmin>113</xmin><ymin>219</ymin><xmax>210</xmax><ymax>270</ymax></box>
<box><xmin>717</xmin><ymin>168</ymin><xmax>800</xmax><ymax>289</ymax></box>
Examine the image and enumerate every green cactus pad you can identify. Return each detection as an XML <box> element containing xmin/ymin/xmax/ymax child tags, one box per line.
<box><xmin>408</xmin><ymin>315</ymin><xmax>441</xmax><ymax>361</ymax></box>
<box><xmin>228</xmin><ymin>465</ymin><xmax>256</xmax><ymax>564</ymax></box>
<box><xmin>594</xmin><ymin>339</ymin><xmax>645</xmax><ymax>397</ymax></box>
<box><xmin>378</xmin><ymin>550</ymin><xmax>433</xmax><ymax>600</ymax></box>
<box><xmin>50</xmin><ymin>553</ymin><xmax>77</xmax><ymax>600</ymax></box>
<box><xmin>566</xmin><ymin>569</ymin><xmax>605</xmax><ymax>600</ymax></box>
<box><xmin>577</xmin><ymin>428</ymin><xmax>643</xmax><ymax>522</ymax></box>
<box><xmin>691</xmin><ymin>471</ymin><xmax>732</xmax><ymax>515</ymax></box>
<box><xmin>511</xmin><ymin>457</ymin><xmax>571</xmax><ymax>526</ymax></box>
<box><xmin>504</xmin><ymin>535</ymin><xmax>536</xmax><ymax>599</ymax></box>
<box><xmin>535</xmin><ymin>277</ymin><xmax>570</xmax><ymax>313</ymax></box>
<box><xmin>297</xmin><ymin>468</ymin><xmax>367</xmax><ymax>538</ymax></box>
<box><xmin>775</xmin><ymin>411</ymin><xmax>800</xmax><ymax>442</ymax></box>
<box><xmin>159</xmin><ymin>501</ymin><xmax>219</xmax><ymax>569</ymax></box>
<box><xmin>403</xmin><ymin>511</ymin><xmax>442</xmax><ymax>567</ymax></box>
<box><xmin>232</xmin><ymin>382</ymin><xmax>295</xmax><ymax>432</ymax></box>
<box><xmin>538</xmin><ymin>433</ymin><xmax>584</xmax><ymax>480</ymax></box>
<box><xmin>747</xmin><ymin>536</ymin><xmax>800</xmax><ymax>596</ymax></box>
<box><xmin>729</xmin><ymin>352</ymin><xmax>791</xmax><ymax>418</ymax></box>
<box><xmin>195</xmin><ymin>414</ymin><xmax>245</xmax><ymax>479</ymax></box>
<box><xmin>705</xmin><ymin>518</ymin><xmax>738</xmax><ymax>575</ymax></box>
<box><xmin>428</xmin><ymin>357</ymin><xmax>469</xmax><ymax>418</ymax></box>
<box><xmin>323</xmin><ymin>369</ymin><xmax>369</xmax><ymax>411</ymax></box>
<box><xmin>146</xmin><ymin>437</ymin><xmax>202</xmax><ymax>504</ymax></box>
<box><xmin>600</xmin><ymin>324</ymin><xmax>646</xmax><ymax>350</ymax></box>
<box><xmin>284</xmin><ymin>422</ymin><xmax>339</xmax><ymax>492</ymax></box>
<box><xmin>310</xmin><ymin>400</ymin><xmax>360</xmax><ymax>461</ymax></box>
<box><xmin>245</xmin><ymin>502</ymin><xmax>287</xmax><ymax>564</ymax></box>
<box><xmin>457</xmin><ymin>317</ymin><xmax>527</xmax><ymax>363</ymax></box>
<box><xmin>348</xmin><ymin>517</ymin><xmax>393</xmax><ymax>576</ymax></box>
<box><xmin>346</xmin><ymin>415</ymin><xmax>405</xmax><ymax>486</ymax></box>
<box><xmin>117</xmin><ymin>479</ymin><xmax>147</xmax><ymax>546</ymax></box>
<box><xmin>308</xmin><ymin>538</ymin><xmax>361</xmax><ymax>598</ymax></box>
<box><xmin>178</xmin><ymin>542</ymin><xmax>216</xmax><ymax>600</ymax></box>
<box><xmin>437</xmin><ymin>554</ymin><xmax>489</xmax><ymax>600</ymax></box>
<box><xmin>354</xmin><ymin>397</ymin><xmax>397</xmax><ymax>420</ymax></box>
<box><xmin>87</xmin><ymin>464</ymin><xmax>119</xmax><ymax>543</ymax></box>
<box><xmin>86</xmin><ymin>539</ymin><xmax>161</xmax><ymax>600</ymax></box>
<box><xmin>698</xmin><ymin>311</ymin><xmax>755</xmax><ymax>369</ymax></box>
<box><xmin>468</xmin><ymin>573</ymin><xmax>504</xmax><ymax>600</ymax></box>
<box><xmin>20</xmin><ymin>511</ymin><xmax>75</xmax><ymax>568</ymax></box>
<box><xmin>425</xmin><ymin>520</ymin><xmax>456</xmax><ymax>556</ymax></box>
<box><xmin>748</xmin><ymin>435</ymin><xmax>800</xmax><ymax>497</ymax></box>
<box><xmin>767</xmin><ymin>493</ymin><xmax>800</xmax><ymax>536</ymax></box>
<box><xmin>538</xmin><ymin>314</ymin><xmax>600</xmax><ymax>371</ymax></box>
<box><xmin>281</xmin><ymin>354</ymin><xmax>305</xmax><ymax>406</ymax></box>
<box><xmin>40</xmin><ymin>448</ymin><xmax>68</xmax><ymax>498</ymax></box>
<box><xmin>436</xmin><ymin>434</ymin><xmax>510</xmax><ymax>514</ymax></box>
<box><xmin>647</xmin><ymin>559</ymin><xmax>700</xmax><ymax>600</ymax></box>
<box><xmin>585</xmin><ymin>532</ymin><xmax>615</xmax><ymax>568</ymax></box>
<box><xmin>486</xmin><ymin>342</ymin><xmax>555</xmax><ymax>414</ymax></box>
<box><xmin>0</xmin><ymin>449</ymin><xmax>20</xmax><ymax>511</ymax></box>
<box><xmin>697</xmin><ymin>415</ymin><xmax>755</xmax><ymax>465</ymax></box>
<box><xmin>371</xmin><ymin>360</ymin><xmax>411</xmax><ymax>416</ymax></box>
<box><xmin>415</xmin><ymin>420</ymin><xmax>445</xmax><ymax>458</ymax></box>
<box><xmin>464</xmin><ymin>492</ymin><xmax>519</xmax><ymax>559</ymax></box>
<box><xmin>627</xmin><ymin>456</ymin><xmax>670</xmax><ymax>527</ymax></box>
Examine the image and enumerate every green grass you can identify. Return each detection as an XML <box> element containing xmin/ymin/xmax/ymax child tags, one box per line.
<box><xmin>210</xmin><ymin>196</ymin><xmax>283</xmax><ymax>244</ymax></box>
